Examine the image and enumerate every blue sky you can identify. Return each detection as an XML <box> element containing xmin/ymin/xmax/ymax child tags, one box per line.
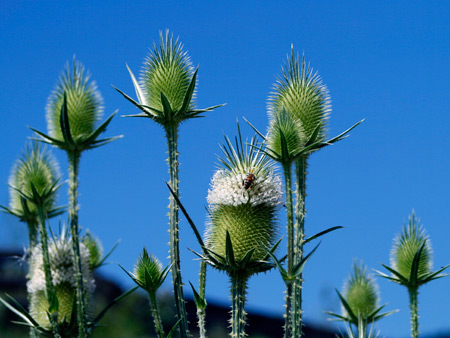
<box><xmin>1</xmin><ymin>1</ymin><xmax>450</xmax><ymax>337</ymax></box>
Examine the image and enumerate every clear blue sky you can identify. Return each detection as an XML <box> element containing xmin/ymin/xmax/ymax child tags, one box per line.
<box><xmin>1</xmin><ymin>2</ymin><xmax>450</xmax><ymax>337</ymax></box>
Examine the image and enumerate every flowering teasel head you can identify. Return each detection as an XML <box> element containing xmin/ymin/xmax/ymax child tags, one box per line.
<box><xmin>2</xmin><ymin>142</ymin><xmax>63</xmax><ymax>227</ymax></box>
<box><xmin>31</xmin><ymin>58</ymin><xmax>120</xmax><ymax>153</ymax></box>
<box><xmin>27</xmin><ymin>230</ymin><xmax>95</xmax><ymax>330</ymax></box>
<box><xmin>328</xmin><ymin>260</ymin><xmax>396</xmax><ymax>326</ymax></box>
<box><xmin>203</xmin><ymin>127</ymin><xmax>283</xmax><ymax>276</ymax></box>
<box><xmin>378</xmin><ymin>212</ymin><xmax>450</xmax><ymax>289</ymax></box>
<box><xmin>115</xmin><ymin>30</ymin><xmax>224</xmax><ymax>127</ymax></box>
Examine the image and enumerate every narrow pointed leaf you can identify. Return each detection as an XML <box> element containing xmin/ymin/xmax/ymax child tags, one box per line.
<box><xmin>335</xmin><ymin>289</ymin><xmax>358</xmax><ymax>323</ymax></box>
<box><xmin>262</xmin><ymin>246</ymin><xmax>288</xmax><ymax>279</ymax></box>
<box><xmin>279</xmin><ymin>129</ymin><xmax>290</xmax><ymax>162</ymax></box>
<box><xmin>82</xmin><ymin>111</ymin><xmax>118</xmax><ymax>147</ymax></box>
<box><xmin>240</xmin><ymin>248</ymin><xmax>256</xmax><ymax>267</ymax></box>
<box><xmin>29</xmin><ymin>127</ymin><xmax>66</xmax><ymax>148</ymax></box>
<box><xmin>118</xmin><ymin>264</ymin><xmax>141</xmax><ymax>288</ymax></box>
<box><xmin>60</xmin><ymin>92</ymin><xmax>76</xmax><ymax>147</ymax></box>
<box><xmin>326</xmin><ymin>311</ymin><xmax>351</xmax><ymax>322</ymax></box>
<box><xmin>410</xmin><ymin>241</ymin><xmax>426</xmax><ymax>286</ymax></box>
<box><xmin>166</xmin><ymin>319</ymin><xmax>182</xmax><ymax>338</ymax></box>
<box><xmin>380</xmin><ymin>264</ymin><xmax>408</xmax><ymax>284</ymax></box>
<box><xmin>305</xmin><ymin>123</ymin><xmax>322</xmax><ymax>147</ymax></box>
<box><xmin>324</xmin><ymin>119</ymin><xmax>364</xmax><ymax>146</ymax></box>
<box><xmin>160</xmin><ymin>91</ymin><xmax>173</xmax><ymax>117</ymax></box>
<box><xmin>242</xmin><ymin>116</ymin><xmax>267</xmax><ymax>140</ymax></box>
<box><xmin>166</xmin><ymin>182</ymin><xmax>205</xmax><ymax>248</ymax></box>
<box><xmin>372</xmin><ymin>310</ymin><xmax>399</xmax><ymax>322</ymax></box>
<box><xmin>0</xmin><ymin>295</ymin><xmax>39</xmax><ymax>327</ymax></box>
<box><xmin>262</xmin><ymin>238</ymin><xmax>283</xmax><ymax>261</ymax></box>
<box><xmin>420</xmin><ymin>264</ymin><xmax>450</xmax><ymax>284</ymax></box>
<box><xmin>114</xmin><ymin>86</ymin><xmax>157</xmax><ymax>117</ymax></box>
<box><xmin>126</xmin><ymin>64</ymin><xmax>146</xmax><ymax>105</ymax></box>
<box><xmin>304</xmin><ymin>226</ymin><xmax>343</xmax><ymax>244</ymax></box>
<box><xmin>186</xmin><ymin>103</ymin><xmax>226</xmax><ymax>113</ymax></box>
<box><xmin>292</xmin><ymin>242</ymin><xmax>320</xmax><ymax>276</ymax></box>
<box><xmin>225</xmin><ymin>231</ymin><xmax>236</xmax><ymax>267</ymax></box>
<box><xmin>90</xmin><ymin>286</ymin><xmax>139</xmax><ymax>327</ymax></box>
<box><xmin>189</xmin><ymin>281</ymin><xmax>206</xmax><ymax>309</ymax></box>
<box><xmin>180</xmin><ymin>68</ymin><xmax>198</xmax><ymax>114</ymax></box>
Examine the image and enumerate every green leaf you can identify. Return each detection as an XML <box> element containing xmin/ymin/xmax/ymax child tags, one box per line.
<box><xmin>335</xmin><ymin>289</ymin><xmax>358</xmax><ymax>324</ymax></box>
<box><xmin>322</xmin><ymin>119</ymin><xmax>364</xmax><ymax>147</ymax></box>
<box><xmin>242</xmin><ymin>117</ymin><xmax>267</xmax><ymax>140</ymax></box>
<box><xmin>240</xmin><ymin>248</ymin><xmax>256</xmax><ymax>268</ymax></box>
<box><xmin>304</xmin><ymin>226</ymin><xmax>343</xmax><ymax>244</ymax></box>
<box><xmin>0</xmin><ymin>294</ymin><xmax>40</xmax><ymax>327</ymax></box>
<box><xmin>379</xmin><ymin>264</ymin><xmax>408</xmax><ymax>284</ymax></box>
<box><xmin>29</xmin><ymin>127</ymin><xmax>66</xmax><ymax>148</ymax></box>
<box><xmin>410</xmin><ymin>241</ymin><xmax>426</xmax><ymax>287</ymax></box>
<box><xmin>166</xmin><ymin>319</ymin><xmax>182</xmax><ymax>338</ymax></box>
<box><xmin>160</xmin><ymin>91</ymin><xmax>173</xmax><ymax>117</ymax></box>
<box><xmin>82</xmin><ymin>111</ymin><xmax>118</xmax><ymax>147</ymax></box>
<box><xmin>114</xmin><ymin>86</ymin><xmax>159</xmax><ymax>118</ymax></box>
<box><xmin>48</xmin><ymin>289</ymin><xmax>59</xmax><ymax>313</ymax></box>
<box><xmin>420</xmin><ymin>263</ymin><xmax>450</xmax><ymax>284</ymax></box>
<box><xmin>189</xmin><ymin>281</ymin><xmax>206</xmax><ymax>309</ymax></box>
<box><xmin>292</xmin><ymin>242</ymin><xmax>320</xmax><ymax>276</ymax></box>
<box><xmin>59</xmin><ymin>92</ymin><xmax>76</xmax><ymax>148</ymax></box>
<box><xmin>304</xmin><ymin>123</ymin><xmax>321</xmax><ymax>147</ymax></box>
<box><xmin>89</xmin><ymin>286</ymin><xmax>139</xmax><ymax>327</ymax></box>
<box><xmin>179</xmin><ymin>67</ymin><xmax>198</xmax><ymax>114</ymax></box>
<box><xmin>262</xmin><ymin>246</ymin><xmax>288</xmax><ymax>280</ymax></box>
<box><xmin>225</xmin><ymin>231</ymin><xmax>236</xmax><ymax>267</ymax></box>
<box><xmin>118</xmin><ymin>264</ymin><xmax>141</xmax><ymax>288</ymax></box>
<box><xmin>126</xmin><ymin>64</ymin><xmax>146</xmax><ymax>106</ymax></box>
<box><xmin>166</xmin><ymin>182</ymin><xmax>205</xmax><ymax>248</ymax></box>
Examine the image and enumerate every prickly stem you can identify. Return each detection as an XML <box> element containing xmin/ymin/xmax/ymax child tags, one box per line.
<box><xmin>409</xmin><ymin>287</ymin><xmax>419</xmax><ymax>338</ymax></box>
<box><xmin>165</xmin><ymin>124</ymin><xmax>189</xmax><ymax>338</ymax></box>
<box><xmin>198</xmin><ymin>260</ymin><xmax>207</xmax><ymax>338</ymax></box>
<box><xmin>68</xmin><ymin>150</ymin><xmax>88</xmax><ymax>338</ymax></box>
<box><xmin>148</xmin><ymin>291</ymin><xmax>165</xmax><ymax>338</ymax></box>
<box><xmin>281</xmin><ymin>161</ymin><xmax>294</xmax><ymax>337</ymax></box>
<box><xmin>293</xmin><ymin>156</ymin><xmax>307</xmax><ymax>337</ymax></box>
<box><xmin>230</xmin><ymin>271</ymin><xmax>249</xmax><ymax>338</ymax></box>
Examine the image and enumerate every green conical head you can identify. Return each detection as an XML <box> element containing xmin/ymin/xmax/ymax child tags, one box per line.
<box><xmin>390</xmin><ymin>212</ymin><xmax>433</xmax><ymax>280</ymax></box>
<box><xmin>9</xmin><ymin>142</ymin><xmax>59</xmax><ymax>217</ymax></box>
<box><xmin>46</xmin><ymin>58</ymin><xmax>103</xmax><ymax>143</ymax></box>
<box><xmin>268</xmin><ymin>47</ymin><xmax>330</xmax><ymax>146</ymax></box>
<box><xmin>141</xmin><ymin>30</ymin><xmax>194</xmax><ymax>117</ymax></box>
<box><xmin>133</xmin><ymin>248</ymin><xmax>165</xmax><ymax>292</ymax></box>
<box><xmin>342</xmin><ymin>261</ymin><xmax>379</xmax><ymax>320</ymax></box>
<box><xmin>82</xmin><ymin>230</ymin><xmax>103</xmax><ymax>271</ymax></box>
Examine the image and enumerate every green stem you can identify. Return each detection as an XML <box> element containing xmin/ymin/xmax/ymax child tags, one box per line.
<box><xmin>230</xmin><ymin>271</ymin><xmax>249</xmax><ymax>338</ymax></box>
<box><xmin>148</xmin><ymin>291</ymin><xmax>165</xmax><ymax>338</ymax></box>
<box><xmin>164</xmin><ymin>124</ymin><xmax>189</xmax><ymax>338</ymax></box>
<box><xmin>36</xmin><ymin>204</ymin><xmax>60</xmax><ymax>338</ymax></box>
<box><xmin>281</xmin><ymin>162</ymin><xmax>294</xmax><ymax>338</ymax></box>
<box><xmin>292</xmin><ymin>156</ymin><xmax>307</xmax><ymax>337</ymax></box>
<box><xmin>68</xmin><ymin>150</ymin><xmax>88</xmax><ymax>338</ymax></box>
<box><xmin>198</xmin><ymin>260</ymin><xmax>207</xmax><ymax>338</ymax></box>
<box><xmin>408</xmin><ymin>287</ymin><xmax>419</xmax><ymax>338</ymax></box>
<box><xmin>27</xmin><ymin>220</ymin><xmax>38</xmax><ymax>250</ymax></box>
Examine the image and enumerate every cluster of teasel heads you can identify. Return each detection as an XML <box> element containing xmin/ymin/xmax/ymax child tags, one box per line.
<box><xmin>1</xmin><ymin>29</ymin><xmax>448</xmax><ymax>338</ymax></box>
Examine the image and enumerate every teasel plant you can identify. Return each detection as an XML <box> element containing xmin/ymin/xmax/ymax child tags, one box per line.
<box><xmin>245</xmin><ymin>46</ymin><xmax>362</xmax><ymax>337</ymax></box>
<box><xmin>327</xmin><ymin>260</ymin><xmax>396</xmax><ymax>337</ymax></box>
<box><xmin>30</xmin><ymin>58</ymin><xmax>121</xmax><ymax>337</ymax></box>
<box><xmin>120</xmin><ymin>248</ymin><xmax>181</xmax><ymax>338</ymax></box>
<box><xmin>376</xmin><ymin>212</ymin><xmax>450</xmax><ymax>338</ymax></box>
<box><xmin>115</xmin><ymin>30</ymin><xmax>224</xmax><ymax>337</ymax></box>
<box><xmin>0</xmin><ymin>142</ymin><xmax>63</xmax><ymax>337</ymax></box>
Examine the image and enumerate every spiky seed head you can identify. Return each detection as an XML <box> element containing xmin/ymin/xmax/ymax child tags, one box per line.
<box><xmin>82</xmin><ymin>230</ymin><xmax>103</xmax><ymax>271</ymax></box>
<box><xmin>266</xmin><ymin>108</ymin><xmax>307</xmax><ymax>163</ymax></box>
<box><xmin>342</xmin><ymin>261</ymin><xmax>380</xmax><ymax>320</ymax></box>
<box><xmin>46</xmin><ymin>58</ymin><xmax>103</xmax><ymax>143</ymax></box>
<box><xmin>390</xmin><ymin>212</ymin><xmax>433</xmax><ymax>279</ymax></box>
<box><xmin>268</xmin><ymin>47</ymin><xmax>331</xmax><ymax>145</ymax></box>
<box><xmin>133</xmin><ymin>248</ymin><xmax>164</xmax><ymax>292</ymax></box>
<box><xmin>141</xmin><ymin>30</ymin><xmax>194</xmax><ymax>115</ymax></box>
<box><xmin>205</xmin><ymin>130</ymin><xmax>282</xmax><ymax>271</ymax></box>
<box><xmin>27</xmin><ymin>231</ymin><xmax>94</xmax><ymax>328</ymax></box>
<box><xmin>8</xmin><ymin>142</ymin><xmax>60</xmax><ymax>218</ymax></box>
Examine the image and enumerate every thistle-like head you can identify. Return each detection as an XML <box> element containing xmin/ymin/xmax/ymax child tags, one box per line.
<box><xmin>268</xmin><ymin>46</ymin><xmax>330</xmax><ymax>146</ymax></box>
<box><xmin>6</xmin><ymin>142</ymin><xmax>61</xmax><ymax>222</ymax></box>
<box><xmin>46</xmin><ymin>58</ymin><xmax>103</xmax><ymax>144</ymax></box>
<box><xmin>205</xmin><ymin>127</ymin><xmax>283</xmax><ymax>275</ymax></box>
<box><xmin>342</xmin><ymin>261</ymin><xmax>380</xmax><ymax>321</ymax></box>
<box><xmin>82</xmin><ymin>230</ymin><xmax>104</xmax><ymax>271</ymax></box>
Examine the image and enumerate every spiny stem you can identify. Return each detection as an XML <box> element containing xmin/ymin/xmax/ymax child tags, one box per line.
<box><xmin>198</xmin><ymin>260</ymin><xmax>207</xmax><ymax>338</ymax></box>
<box><xmin>230</xmin><ymin>271</ymin><xmax>249</xmax><ymax>338</ymax></box>
<box><xmin>68</xmin><ymin>150</ymin><xmax>88</xmax><ymax>338</ymax></box>
<box><xmin>408</xmin><ymin>287</ymin><xmax>419</xmax><ymax>338</ymax></box>
<box><xmin>148</xmin><ymin>291</ymin><xmax>165</xmax><ymax>338</ymax></box>
<box><xmin>292</xmin><ymin>156</ymin><xmax>307</xmax><ymax>337</ymax></box>
<box><xmin>27</xmin><ymin>220</ymin><xmax>38</xmax><ymax>249</ymax></box>
<box><xmin>36</xmin><ymin>204</ymin><xmax>60</xmax><ymax>338</ymax></box>
<box><xmin>164</xmin><ymin>124</ymin><xmax>189</xmax><ymax>338</ymax></box>
<box><xmin>281</xmin><ymin>162</ymin><xmax>294</xmax><ymax>338</ymax></box>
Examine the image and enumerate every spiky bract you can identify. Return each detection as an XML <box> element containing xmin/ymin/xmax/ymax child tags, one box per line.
<box><xmin>390</xmin><ymin>213</ymin><xmax>432</xmax><ymax>280</ymax></box>
<box><xmin>343</xmin><ymin>261</ymin><xmax>379</xmax><ymax>319</ymax></box>
<box><xmin>8</xmin><ymin>142</ymin><xmax>60</xmax><ymax>219</ymax></box>
<box><xmin>82</xmin><ymin>231</ymin><xmax>103</xmax><ymax>271</ymax></box>
<box><xmin>133</xmin><ymin>248</ymin><xmax>166</xmax><ymax>293</ymax></box>
<box><xmin>46</xmin><ymin>58</ymin><xmax>103</xmax><ymax>144</ymax></box>
<box><xmin>268</xmin><ymin>47</ymin><xmax>330</xmax><ymax>145</ymax></box>
<box><xmin>142</xmin><ymin>30</ymin><xmax>194</xmax><ymax>118</ymax></box>
<box><xmin>27</xmin><ymin>231</ymin><xmax>94</xmax><ymax>328</ymax></box>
